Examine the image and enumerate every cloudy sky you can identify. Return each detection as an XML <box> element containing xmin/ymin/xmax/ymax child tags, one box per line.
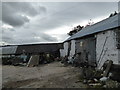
<box><xmin>1</xmin><ymin>1</ymin><xmax>118</xmax><ymax>45</ymax></box>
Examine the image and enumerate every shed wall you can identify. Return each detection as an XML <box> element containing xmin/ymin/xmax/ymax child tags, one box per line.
<box><xmin>69</xmin><ymin>40</ymin><xmax>76</xmax><ymax>58</ymax></box>
<box><xmin>96</xmin><ymin>30</ymin><xmax>119</xmax><ymax>69</ymax></box>
<box><xmin>61</xmin><ymin>42</ymin><xmax>69</xmax><ymax>57</ymax></box>
<box><xmin>16</xmin><ymin>44</ymin><xmax>63</xmax><ymax>54</ymax></box>
<box><xmin>75</xmin><ymin>36</ymin><xmax>96</xmax><ymax>66</ymax></box>
<box><xmin>60</xmin><ymin>49</ymin><xmax>64</xmax><ymax>57</ymax></box>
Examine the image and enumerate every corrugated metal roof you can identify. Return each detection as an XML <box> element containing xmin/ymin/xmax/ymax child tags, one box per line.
<box><xmin>66</xmin><ymin>13</ymin><xmax>120</xmax><ymax>41</ymax></box>
<box><xmin>16</xmin><ymin>43</ymin><xmax>63</xmax><ymax>54</ymax></box>
<box><xmin>0</xmin><ymin>43</ymin><xmax>63</xmax><ymax>55</ymax></box>
<box><xmin>0</xmin><ymin>46</ymin><xmax>18</xmax><ymax>55</ymax></box>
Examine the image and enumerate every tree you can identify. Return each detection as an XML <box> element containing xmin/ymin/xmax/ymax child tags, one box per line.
<box><xmin>67</xmin><ymin>25</ymin><xmax>84</xmax><ymax>36</ymax></box>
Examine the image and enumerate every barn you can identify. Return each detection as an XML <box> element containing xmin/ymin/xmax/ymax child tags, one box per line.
<box><xmin>1</xmin><ymin>43</ymin><xmax>63</xmax><ymax>65</ymax></box>
<box><xmin>61</xmin><ymin>13</ymin><xmax>120</xmax><ymax>69</ymax></box>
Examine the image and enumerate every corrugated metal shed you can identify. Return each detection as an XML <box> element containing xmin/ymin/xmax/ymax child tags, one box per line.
<box><xmin>0</xmin><ymin>46</ymin><xmax>18</xmax><ymax>55</ymax></box>
<box><xmin>66</xmin><ymin>13</ymin><xmax>120</xmax><ymax>41</ymax></box>
<box><xmin>16</xmin><ymin>43</ymin><xmax>63</xmax><ymax>54</ymax></box>
<box><xmin>0</xmin><ymin>43</ymin><xmax>63</xmax><ymax>55</ymax></box>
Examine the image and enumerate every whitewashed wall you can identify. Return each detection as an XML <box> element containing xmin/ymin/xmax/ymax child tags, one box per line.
<box><xmin>60</xmin><ymin>49</ymin><xmax>64</xmax><ymax>57</ymax></box>
<box><xmin>60</xmin><ymin>40</ymin><xmax>76</xmax><ymax>58</ymax></box>
<box><xmin>60</xmin><ymin>42</ymin><xmax>69</xmax><ymax>57</ymax></box>
<box><xmin>96</xmin><ymin>30</ymin><xmax>119</xmax><ymax>69</ymax></box>
<box><xmin>69</xmin><ymin>40</ymin><xmax>76</xmax><ymax>58</ymax></box>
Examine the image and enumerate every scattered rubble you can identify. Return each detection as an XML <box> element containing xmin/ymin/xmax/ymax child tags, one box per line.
<box><xmin>61</xmin><ymin>59</ymin><xmax>120</xmax><ymax>88</ymax></box>
<box><xmin>86</xmin><ymin>60</ymin><xmax>120</xmax><ymax>88</ymax></box>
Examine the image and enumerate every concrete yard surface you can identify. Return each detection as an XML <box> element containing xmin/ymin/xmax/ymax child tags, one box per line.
<box><xmin>2</xmin><ymin>62</ymin><xmax>87</xmax><ymax>88</ymax></box>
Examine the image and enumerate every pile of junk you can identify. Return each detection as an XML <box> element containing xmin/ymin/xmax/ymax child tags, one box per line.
<box><xmin>85</xmin><ymin>60</ymin><xmax>120</xmax><ymax>88</ymax></box>
<box><xmin>61</xmin><ymin>57</ymin><xmax>120</xmax><ymax>88</ymax></box>
<box><xmin>2</xmin><ymin>53</ymin><xmax>59</xmax><ymax>67</ymax></box>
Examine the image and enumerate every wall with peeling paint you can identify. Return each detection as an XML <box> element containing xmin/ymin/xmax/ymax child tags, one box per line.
<box><xmin>60</xmin><ymin>42</ymin><xmax>69</xmax><ymax>57</ymax></box>
<box><xmin>96</xmin><ymin>30</ymin><xmax>119</xmax><ymax>69</ymax></box>
<box><xmin>75</xmin><ymin>36</ymin><xmax>96</xmax><ymax>66</ymax></box>
<box><xmin>69</xmin><ymin>40</ymin><xmax>76</xmax><ymax>59</ymax></box>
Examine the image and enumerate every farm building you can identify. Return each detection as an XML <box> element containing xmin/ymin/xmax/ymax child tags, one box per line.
<box><xmin>1</xmin><ymin>43</ymin><xmax>63</xmax><ymax>65</ymax></box>
<box><xmin>1</xmin><ymin>43</ymin><xmax>63</xmax><ymax>56</ymax></box>
<box><xmin>60</xmin><ymin>13</ymin><xmax>120</xmax><ymax>69</ymax></box>
<box><xmin>16</xmin><ymin>43</ymin><xmax>63</xmax><ymax>56</ymax></box>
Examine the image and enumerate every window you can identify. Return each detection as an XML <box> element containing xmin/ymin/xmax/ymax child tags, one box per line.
<box><xmin>80</xmin><ymin>41</ymin><xmax>83</xmax><ymax>47</ymax></box>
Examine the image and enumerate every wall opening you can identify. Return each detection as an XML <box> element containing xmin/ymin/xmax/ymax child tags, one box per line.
<box><xmin>116</xmin><ymin>28</ymin><xmax>120</xmax><ymax>49</ymax></box>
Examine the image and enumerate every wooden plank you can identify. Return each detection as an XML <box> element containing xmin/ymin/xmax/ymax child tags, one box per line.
<box><xmin>27</xmin><ymin>55</ymin><xmax>39</xmax><ymax>67</ymax></box>
<box><xmin>103</xmin><ymin>60</ymin><xmax>113</xmax><ymax>77</ymax></box>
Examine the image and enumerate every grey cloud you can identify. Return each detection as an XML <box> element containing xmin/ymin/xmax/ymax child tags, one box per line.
<box><xmin>39</xmin><ymin>6</ymin><xmax>47</xmax><ymax>13</ymax></box>
<box><xmin>40</xmin><ymin>33</ymin><xmax>58</xmax><ymax>42</ymax></box>
<box><xmin>3</xmin><ymin>2</ymin><xmax>38</xmax><ymax>16</ymax></box>
<box><xmin>2</xmin><ymin>29</ymin><xmax>15</xmax><ymax>44</ymax></box>
<box><xmin>2</xmin><ymin>27</ymin><xmax>58</xmax><ymax>44</ymax></box>
<box><xmin>1</xmin><ymin>2</ymin><xmax>118</xmax><ymax>45</ymax></box>
<box><xmin>30</xmin><ymin>2</ymin><xmax>117</xmax><ymax>31</ymax></box>
<box><xmin>2</xmin><ymin>2</ymin><xmax>47</xmax><ymax>27</ymax></box>
<box><xmin>2</xmin><ymin>13</ymin><xmax>30</xmax><ymax>26</ymax></box>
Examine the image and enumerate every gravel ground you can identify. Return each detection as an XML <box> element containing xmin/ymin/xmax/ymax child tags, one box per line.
<box><xmin>2</xmin><ymin>61</ymin><xmax>87</xmax><ymax>88</ymax></box>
